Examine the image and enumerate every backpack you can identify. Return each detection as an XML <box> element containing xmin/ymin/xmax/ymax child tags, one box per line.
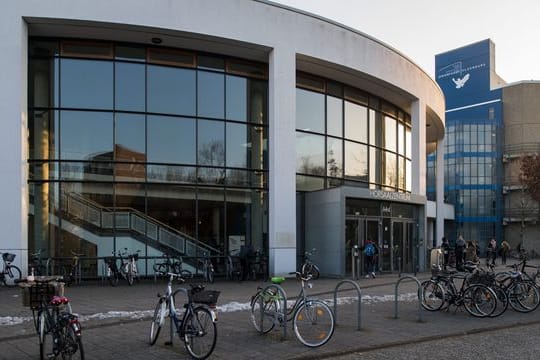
<box><xmin>364</xmin><ymin>243</ymin><xmax>375</xmax><ymax>257</ymax></box>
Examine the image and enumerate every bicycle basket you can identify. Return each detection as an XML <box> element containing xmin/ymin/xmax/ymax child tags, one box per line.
<box><xmin>21</xmin><ymin>282</ymin><xmax>63</xmax><ymax>309</ymax></box>
<box><xmin>2</xmin><ymin>253</ymin><xmax>16</xmax><ymax>263</ymax></box>
<box><xmin>191</xmin><ymin>290</ymin><xmax>221</xmax><ymax>305</ymax></box>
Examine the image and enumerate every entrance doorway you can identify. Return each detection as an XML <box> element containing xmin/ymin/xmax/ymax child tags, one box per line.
<box><xmin>345</xmin><ymin>217</ymin><xmax>379</xmax><ymax>275</ymax></box>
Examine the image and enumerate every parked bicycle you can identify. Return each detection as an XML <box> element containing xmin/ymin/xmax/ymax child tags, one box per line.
<box><xmin>249</xmin><ymin>271</ymin><xmax>334</xmax><ymax>347</ymax></box>
<box><xmin>25</xmin><ymin>277</ymin><xmax>84</xmax><ymax>359</ymax></box>
<box><xmin>247</xmin><ymin>250</ymin><xmax>268</xmax><ymax>281</ymax></box>
<box><xmin>104</xmin><ymin>248</ymin><xmax>140</xmax><ymax>286</ymax></box>
<box><xmin>29</xmin><ymin>249</ymin><xmax>50</xmax><ymax>276</ymax></box>
<box><xmin>149</xmin><ymin>272</ymin><xmax>219</xmax><ymax>359</ymax></box>
<box><xmin>1</xmin><ymin>252</ymin><xmax>21</xmax><ymax>287</ymax></box>
<box><xmin>153</xmin><ymin>252</ymin><xmax>192</xmax><ymax>278</ymax></box>
<box><xmin>63</xmin><ymin>251</ymin><xmax>84</xmax><ymax>287</ymax></box>
<box><xmin>300</xmin><ymin>248</ymin><xmax>320</xmax><ymax>280</ymax></box>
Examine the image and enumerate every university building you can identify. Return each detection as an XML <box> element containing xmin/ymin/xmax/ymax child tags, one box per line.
<box><xmin>2</xmin><ymin>0</ymin><xmax>448</xmax><ymax>278</ymax></box>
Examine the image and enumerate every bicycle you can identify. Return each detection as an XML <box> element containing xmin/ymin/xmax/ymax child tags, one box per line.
<box><xmin>29</xmin><ymin>249</ymin><xmax>50</xmax><ymax>276</ymax></box>
<box><xmin>153</xmin><ymin>253</ymin><xmax>192</xmax><ymax>278</ymax></box>
<box><xmin>63</xmin><ymin>251</ymin><xmax>84</xmax><ymax>287</ymax></box>
<box><xmin>24</xmin><ymin>277</ymin><xmax>84</xmax><ymax>359</ymax></box>
<box><xmin>104</xmin><ymin>248</ymin><xmax>140</xmax><ymax>286</ymax></box>
<box><xmin>249</xmin><ymin>272</ymin><xmax>335</xmax><ymax>347</ymax></box>
<box><xmin>421</xmin><ymin>267</ymin><xmax>497</xmax><ymax>317</ymax></box>
<box><xmin>149</xmin><ymin>272</ymin><xmax>219</xmax><ymax>359</ymax></box>
<box><xmin>300</xmin><ymin>248</ymin><xmax>320</xmax><ymax>280</ymax></box>
<box><xmin>247</xmin><ymin>250</ymin><xmax>269</xmax><ymax>282</ymax></box>
<box><xmin>1</xmin><ymin>252</ymin><xmax>21</xmax><ymax>287</ymax></box>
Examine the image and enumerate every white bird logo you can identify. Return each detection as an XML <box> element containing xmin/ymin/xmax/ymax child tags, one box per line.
<box><xmin>452</xmin><ymin>73</ymin><xmax>470</xmax><ymax>89</ymax></box>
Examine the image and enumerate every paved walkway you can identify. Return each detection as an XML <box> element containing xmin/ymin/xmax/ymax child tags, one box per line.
<box><xmin>1</xmin><ymin>258</ymin><xmax>540</xmax><ymax>359</ymax></box>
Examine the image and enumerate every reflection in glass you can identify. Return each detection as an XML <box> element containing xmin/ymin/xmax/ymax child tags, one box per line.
<box><xmin>147</xmin><ymin>165</ymin><xmax>195</xmax><ymax>183</ymax></box>
<box><xmin>226</xmin><ymin>188</ymin><xmax>267</xmax><ymax>252</ymax></box>
<box><xmin>147</xmin><ymin>115</ymin><xmax>195</xmax><ymax>164</ymax></box>
<box><xmin>198</xmin><ymin>167</ymin><xmax>225</xmax><ymax>185</ymax></box>
<box><xmin>296</xmin><ymin>175</ymin><xmax>324</xmax><ymax>192</ymax></box>
<box><xmin>405</xmin><ymin>127</ymin><xmax>411</xmax><ymax>158</ymax></box>
<box><xmin>248</xmin><ymin>80</ymin><xmax>268</xmax><ymax>124</ymax></box>
<box><xmin>198</xmin><ymin>188</ymin><xmax>225</xmax><ymax>251</ymax></box>
<box><xmin>398</xmin><ymin>156</ymin><xmax>406</xmax><ymax>190</ymax></box>
<box><xmin>147</xmin><ymin>65</ymin><xmax>196</xmax><ymax>115</ymax></box>
<box><xmin>383</xmin><ymin>151</ymin><xmax>397</xmax><ymax>188</ymax></box>
<box><xmin>60</xmin><ymin>59</ymin><xmax>113</xmax><ymax>110</ymax></box>
<box><xmin>296</xmin><ymin>88</ymin><xmax>324</xmax><ymax>133</ymax></box>
<box><xmin>115</xmin><ymin>113</ymin><xmax>145</xmax><ymax>161</ymax></box>
<box><xmin>60</xmin><ymin>111</ymin><xmax>113</xmax><ymax>160</ymax></box>
<box><xmin>369</xmin><ymin>109</ymin><xmax>379</xmax><ymax>146</ymax></box>
<box><xmin>384</xmin><ymin>116</ymin><xmax>397</xmax><ymax>152</ymax></box>
<box><xmin>369</xmin><ymin>147</ymin><xmax>379</xmax><ymax>188</ymax></box>
<box><xmin>115</xmin><ymin>62</ymin><xmax>145</xmax><ymax>111</ymax></box>
<box><xmin>345</xmin><ymin>101</ymin><xmax>368</xmax><ymax>143</ymax></box>
<box><xmin>344</xmin><ymin>141</ymin><xmax>367</xmax><ymax>182</ymax></box>
<box><xmin>198</xmin><ymin>71</ymin><xmax>225</xmax><ymax>118</ymax></box>
<box><xmin>227</xmin><ymin>122</ymin><xmax>248</xmax><ymax>168</ymax></box>
<box><xmin>327</xmin><ymin>96</ymin><xmax>343</xmax><ymax>137</ymax></box>
<box><xmin>296</xmin><ymin>133</ymin><xmax>325</xmax><ymax>175</ymax></box>
<box><xmin>60</xmin><ymin>162</ymin><xmax>114</xmax><ymax>182</ymax></box>
<box><xmin>398</xmin><ymin>123</ymin><xmax>405</xmax><ymax>156</ymax></box>
<box><xmin>327</xmin><ymin>138</ymin><xmax>343</xmax><ymax>178</ymax></box>
<box><xmin>226</xmin><ymin>75</ymin><xmax>247</xmax><ymax>121</ymax></box>
<box><xmin>198</xmin><ymin>120</ymin><xmax>225</xmax><ymax>166</ymax></box>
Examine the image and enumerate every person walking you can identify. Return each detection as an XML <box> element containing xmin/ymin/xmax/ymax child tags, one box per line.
<box><xmin>500</xmin><ymin>239</ymin><xmax>510</xmax><ymax>265</ymax></box>
<box><xmin>487</xmin><ymin>238</ymin><xmax>497</xmax><ymax>266</ymax></box>
<box><xmin>455</xmin><ymin>235</ymin><xmax>466</xmax><ymax>271</ymax></box>
<box><xmin>363</xmin><ymin>239</ymin><xmax>378</xmax><ymax>278</ymax></box>
<box><xmin>441</xmin><ymin>237</ymin><xmax>450</xmax><ymax>270</ymax></box>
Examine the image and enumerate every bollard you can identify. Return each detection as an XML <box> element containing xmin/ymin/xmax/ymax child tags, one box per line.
<box><xmin>333</xmin><ymin>279</ymin><xmax>362</xmax><ymax>330</ymax></box>
<box><xmin>394</xmin><ymin>275</ymin><xmax>423</xmax><ymax>322</ymax></box>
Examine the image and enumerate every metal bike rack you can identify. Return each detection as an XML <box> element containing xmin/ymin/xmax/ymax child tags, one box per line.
<box><xmin>393</xmin><ymin>275</ymin><xmax>423</xmax><ymax>322</ymax></box>
<box><xmin>258</xmin><ymin>283</ymin><xmax>288</xmax><ymax>341</ymax></box>
<box><xmin>333</xmin><ymin>279</ymin><xmax>362</xmax><ymax>330</ymax></box>
<box><xmin>165</xmin><ymin>287</ymin><xmax>189</xmax><ymax>346</ymax></box>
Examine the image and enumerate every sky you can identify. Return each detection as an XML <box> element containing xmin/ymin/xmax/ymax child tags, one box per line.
<box><xmin>272</xmin><ymin>0</ymin><xmax>540</xmax><ymax>84</ymax></box>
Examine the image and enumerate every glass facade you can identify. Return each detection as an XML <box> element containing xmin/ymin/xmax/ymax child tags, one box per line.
<box><xmin>28</xmin><ymin>39</ymin><xmax>269</xmax><ymax>274</ymax></box>
<box><xmin>295</xmin><ymin>74</ymin><xmax>412</xmax><ymax>192</ymax></box>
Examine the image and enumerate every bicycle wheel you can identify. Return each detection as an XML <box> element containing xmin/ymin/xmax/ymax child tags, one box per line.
<box><xmin>60</xmin><ymin>323</ymin><xmax>84</xmax><ymax>359</ymax></box>
<box><xmin>149</xmin><ymin>298</ymin><xmax>166</xmax><ymax>345</ymax></box>
<box><xmin>463</xmin><ymin>284</ymin><xmax>496</xmax><ymax>317</ymax></box>
<box><xmin>420</xmin><ymin>280</ymin><xmax>445</xmax><ymax>311</ymax></box>
<box><xmin>107</xmin><ymin>268</ymin><xmax>119</xmax><ymax>287</ymax></box>
<box><xmin>4</xmin><ymin>265</ymin><xmax>21</xmax><ymax>287</ymax></box>
<box><xmin>126</xmin><ymin>268</ymin><xmax>134</xmax><ymax>286</ymax></box>
<box><xmin>508</xmin><ymin>281</ymin><xmax>540</xmax><ymax>313</ymax></box>
<box><xmin>39</xmin><ymin>312</ymin><xmax>53</xmax><ymax>360</ymax></box>
<box><xmin>488</xmin><ymin>284</ymin><xmax>508</xmax><ymax>318</ymax></box>
<box><xmin>293</xmin><ymin>299</ymin><xmax>334</xmax><ymax>348</ymax></box>
<box><xmin>250</xmin><ymin>292</ymin><xmax>278</xmax><ymax>334</ymax></box>
<box><xmin>183</xmin><ymin>306</ymin><xmax>217</xmax><ymax>360</ymax></box>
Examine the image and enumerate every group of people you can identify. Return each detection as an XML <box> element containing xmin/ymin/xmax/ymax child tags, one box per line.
<box><xmin>441</xmin><ymin>235</ymin><xmax>511</xmax><ymax>271</ymax></box>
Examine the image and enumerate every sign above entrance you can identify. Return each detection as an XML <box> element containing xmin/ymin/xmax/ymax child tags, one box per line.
<box><xmin>369</xmin><ymin>190</ymin><xmax>411</xmax><ymax>202</ymax></box>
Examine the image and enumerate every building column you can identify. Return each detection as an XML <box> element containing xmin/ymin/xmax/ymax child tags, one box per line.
<box><xmin>0</xmin><ymin>14</ymin><xmax>28</xmax><ymax>272</ymax></box>
<box><xmin>268</xmin><ymin>47</ymin><xmax>296</xmax><ymax>276</ymax></box>
<box><xmin>436</xmin><ymin>137</ymin><xmax>445</xmax><ymax>246</ymax></box>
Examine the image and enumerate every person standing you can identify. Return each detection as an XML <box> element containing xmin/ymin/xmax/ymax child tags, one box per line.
<box><xmin>487</xmin><ymin>238</ymin><xmax>497</xmax><ymax>266</ymax></box>
<box><xmin>441</xmin><ymin>237</ymin><xmax>450</xmax><ymax>270</ymax></box>
<box><xmin>500</xmin><ymin>239</ymin><xmax>510</xmax><ymax>265</ymax></box>
<box><xmin>455</xmin><ymin>235</ymin><xmax>466</xmax><ymax>271</ymax></box>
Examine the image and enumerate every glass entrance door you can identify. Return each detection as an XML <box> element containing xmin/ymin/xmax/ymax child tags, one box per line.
<box><xmin>391</xmin><ymin>220</ymin><xmax>416</xmax><ymax>273</ymax></box>
<box><xmin>345</xmin><ymin>217</ymin><xmax>380</xmax><ymax>275</ymax></box>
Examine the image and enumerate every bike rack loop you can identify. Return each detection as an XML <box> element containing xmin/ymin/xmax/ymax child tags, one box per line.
<box><xmin>333</xmin><ymin>280</ymin><xmax>362</xmax><ymax>330</ymax></box>
<box><xmin>258</xmin><ymin>283</ymin><xmax>288</xmax><ymax>341</ymax></box>
<box><xmin>393</xmin><ymin>275</ymin><xmax>422</xmax><ymax>322</ymax></box>
<box><xmin>166</xmin><ymin>287</ymin><xmax>189</xmax><ymax>346</ymax></box>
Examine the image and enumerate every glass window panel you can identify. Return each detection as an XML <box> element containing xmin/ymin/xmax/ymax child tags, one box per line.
<box><xmin>383</xmin><ymin>151</ymin><xmax>397</xmax><ymax>188</ymax></box>
<box><xmin>147</xmin><ymin>165</ymin><xmax>196</xmax><ymax>184</ymax></box>
<box><xmin>226</xmin><ymin>188</ymin><xmax>266</xmax><ymax>254</ymax></box>
<box><xmin>296</xmin><ymin>132</ymin><xmax>325</xmax><ymax>175</ymax></box>
<box><xmin>114</xmin><ymin>162</ymin><xmax>145</xmax><ymax>182</ymax></box>
<box><xmin>226</xmin><ymin>169</ymin><xmax>251</xmax><ymax>187</ymax></box>
<box><xmin>147</xmin><ymin>65</ymin><xmax>196</xmax><ymax>116</ymax></box>
<box><xmin>147</xmin><ymin>115</ymin><xmax>195</xmax><ymax>164</ymax></box>
<box><xmin>226</xmin><ymin>75</ymin><xmax>247</xmax><ymax>121</ymax></box>
<box><xmin>60</xmin><ymin>111</ymin><xmax>113</xmax><ymax>160</ymax></box>
<box><xmin>115</xmin><ymin>113</ymin><xmax>145</xmax><ymax>161</ymax></box>
<box><xmin>227</xmin><ymin>59</ymin><xmax>267</xmax><ymax>79</ymax></box>
<box><xmin>198</xmin><ymin>119</ymin><xmax>225</xmax><ymax>167</ymax></box>
<box><xmin>147</xmin><ymin>48</ymin><xmax>195</xmax><ymax>67</ymax></box>
<box><xmin>405</xmin><ymin>127</ymin><xmax>412</xmax><ymax>158</ymax></box>
<box><xmin>398</xmin><ymin>122</ymin><xmax>405</xmax><ymax>156</ymax></box>
<box><xmin>197</xmin><ymin>188</ymin><xmax>225</xmax><ymax>251</ymax></box>
<box><xmin>60</xmin><ymin>59</ymin><xmax>113</xmax><ymax>109</ymax></box>
<box><xmin>61</xmin><ymin>41</ymin><xmax>113</xmax><ymax>58</ymax></box>
<box><xmin>384</xmin><ymin>116</ymin><xmax>397</xmax><ymax>152</ymax></box>
<box><xmin>29</xmin><ymin>110</ymin><xmax>57</xmax><ymax>160</ymax></box>
<box><xmin>296</xmin><ymin>88</ymin><xmax>324</xmax><ymax>133</ymax></box>
<box><xmin>248</xmin><ymin>80</ymin><xmax>268</xmax><ymax>124</ymax></box>
<box><xmin>327</xmin><ymin>96</ymin><xmax>343</xmax><ymax>137</ymax></box>
<box><xmin>369</xmin><ymin>109</ymin><xmax>379</xmax><ymax>146</ymax></box>
<box><xmin>60</xmin><ymin>161</ymin><xmax>114</xmax><ymax>182</ymax></box>
<box><xmin>398</xmin><ymin>156</ymin><xmax>406</xmax><ymax>190</ymax></box>
<box><xmin>227</xmin><ymin>122</ymin><xmax>248</xmax><ymax>168</ymax></box>
<box><xmin>198</xmin><ymin>55</ymin><xmax>224</xmax><ymax>71</ymax></box>
<box><xmin>115</xmin><ymin>62</ymin><xmax>145</xmax><ymax>111</ymax></box>
<box><xmin>344</xmin><ymin>141</ymin><xmax>368</xmax><ymax>182</ymax></box>
<box><xmin>369</xmin><ymin>147</ymin><xmax>379</xmax><ymax>187</ymax></box>
<box><xmin>249</xmin><ymin>126</ymin><xmax>267</xmax><ymax>170</ymax></box>
<box><xmin>198</xmin><ymin>71</ymin><xmax>225</xmax><ymax>118</ymax></box>
<box><xmin>29</xmin><ymin>58</ymin><xmax>57</xmax><ymax>108</ymax></box>
<box><xmin>344</xmin><ymin>101</ymin><xmax>367</xmax><ymax>143</ymax></box>
<box><xmin>327</xmin><ymin>138</ymin><xmax>343</xmax><ymax>178</ymax></box>
<box><xmin>296</xmin><ymin>175</ymin><xmax>325</xmax><ymax>192</ymax></box>
<box><xmin>115</xmin><ymin>45</ymin><xmax>145</xmax><ymax>61</ymax></box>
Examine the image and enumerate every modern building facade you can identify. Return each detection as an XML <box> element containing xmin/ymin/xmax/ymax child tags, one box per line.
<box><xmin>433</xmin><ymin>39</ymin><xmax>540</xmax><ymax>255</ymax></box>
<box><xmin>2</xmin><ymin>0</ymin><xmax>446</xmax><ymax>278</ymax></box>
